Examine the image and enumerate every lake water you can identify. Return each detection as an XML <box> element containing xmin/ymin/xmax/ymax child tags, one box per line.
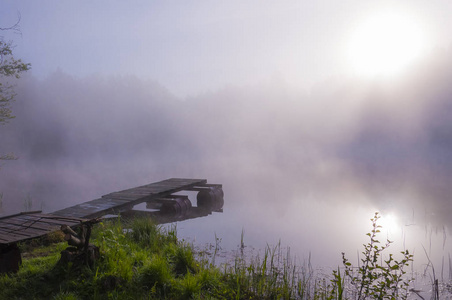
<box><xmin>175</xmin><ymin>183</ymin><xmax>450</xmax><ymax>273</ymax></box>
<box><xmin>0</xmin><ymin>165</ymin><xmax>448</xmax><ymax>267</ymax></box>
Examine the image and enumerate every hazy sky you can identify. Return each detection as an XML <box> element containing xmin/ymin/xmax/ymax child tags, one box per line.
<box><xmin>2</xmin><ymin>1</ymin><xmax>452</xmax><ymax>97</ymax></box>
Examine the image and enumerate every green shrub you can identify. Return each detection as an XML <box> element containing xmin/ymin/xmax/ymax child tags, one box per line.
<box><xmin>128</xmin><ymin>217</ymin><xmax>159</xmax><ymax>246</ymax></box>
<box><xmin>165</xmin><ymin>243</ymin><xmax>199</xmax><ymax>276</ymax></box>
<box><xmin>174</xmin><ymin>272</ymin><xmax>201</xmax><ymax>299</ymax></box>
<box><xmin>139</xmin><ymin>254</ymin><xmax>173</xmax><ymax>297</ymax></box>
<box><xmin>334</xmin><ymin>212</ymin><xmax>414</xmax><ymax>300</ymax></box>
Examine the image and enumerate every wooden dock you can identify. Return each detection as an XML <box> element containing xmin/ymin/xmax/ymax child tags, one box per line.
<box><xmin>0</xmin><ymin>178</ymin><xmax>224</xmax><ymax>273</ymax></box>
<box><xmin>50</xmin><ymin>178</ymin><xmax>220</xmax><ymax>219</ymax></box>
<box><xmin>0</xmin><ymin>178</ymin><xmax>222</xmax><ymax>246</ymax></box>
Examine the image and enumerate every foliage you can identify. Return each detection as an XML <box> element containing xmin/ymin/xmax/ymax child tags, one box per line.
<box><xmin>330</xmin><ymin>267</ymin><xmax>345</xmax><ymax>300</ymax></box>
<box><xmin>0</xmin><ymin>16</ymin><xmax>31</xmax><ymax>163</ymax></box>
<box><xmin>0</xmin><ymin>36</ymin><xmax>30</xmax><ymax>125</ymax></box>
<box><xmin>336</xmin><ymin>212</ymin><xmax>414</xmax><ymax>300</ymax></box>
<box><xmin>0</xmin><ymin>14</ymin><xmax>30</xmax><ymax>117</ymax></box>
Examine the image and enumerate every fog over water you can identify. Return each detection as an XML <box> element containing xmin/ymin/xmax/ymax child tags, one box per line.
<box><xmin>2</xmin><ymin>49</ymin><xmax>452</xmax><ymax>268</ymax></box>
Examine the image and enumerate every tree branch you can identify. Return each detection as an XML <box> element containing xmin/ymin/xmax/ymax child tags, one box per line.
<box><xmin>0</xmin><ymin>12</ymin><xmax>22</xmax><ymax>35</ymax></box>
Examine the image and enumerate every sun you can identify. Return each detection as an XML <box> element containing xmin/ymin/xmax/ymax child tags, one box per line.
<box><xmin>346</xmin><ymin>12</ymin><xmax>427</xmax><ymax>78</ymax></box>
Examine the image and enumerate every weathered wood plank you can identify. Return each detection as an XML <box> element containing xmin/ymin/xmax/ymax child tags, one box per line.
<box><xmin>102</xmin><ymin>194</ymin><xmax>148</xmax><ymax>201</ymax></box>
<box><xmin>0</xmin><ymin>211</ymin><xmax>42</xmax><ymax>221</ymax></box>
<box><xmin>0</xmin><ymin>221</ymin><xmax>52</xmax><ymax>234</ymax></box>
<box><xmin>0</xmin><ymin>212</ymin><xmax>86</xmax><ymax>245</ymax></box>
<box><xmin>30</xmin><ymin>213</ymin><xmax>87</xmax><ymax>221</ymax></box>
<box><xmin>120</xmin><ymin>187</ymin><xmax>161</xmax><ymax>193</ymax></box>
<box><xmin>75</xmin><ymin>203</ymin><xmax>129</xmax><ymax>212</ymax></box>
<box><xmin>0</xmin><ymin>232</ymin><xmax>27</xmax><ymax>243</ymax></box>
<box><xmin>106</xmin><ymin>195</ymin><xmax>149</xmax><ymax>201</ymax></box>
<box><xmin>12</xmin><ymin>215</ymin><xmax>83</xmax><ymax>227</ymax></box>
<box><xmin>0</xmin><ymin>218</ymin><xmax>61</xmax><ymax>233</ymax></box>
<box><xmin>0</xmin><ymin>228</ymin><xmax>47</xmax><ymax>239</ymax></box>
<box><xmin>0</xmin><ymin>224</ymin><xmax>46</xmax><ymax>236</ymax></box>
<box><xmin>110</xmin><ymin>178</ymin><xmax>206</xmax><ymax>194</ymax></box>
<box><xmin>51</xmin><ymin>197</ymin><xmax>134</xmax><ymax>218</ymax></box>
<box><xmin>0</xmin><ymin>225</ymin><xmax>57</xmax><ymax>236</ymax></box>
<box><xmin>0</xmin><ymin>227</ymin><xmax>45</xmax><ymax>239</ymax></box>
<box><xmin>53</xmin><ymin>206</ymin><xmax>124</xmax><ymax>219</ymax></box>
<box><xmin>108</xmin><ymin>189</ymin><xmax>157</xmax><ymax>195</ymax></box>
<box><xmin>49</xmin><ymin>211</ymin><xmax>85</xmax><ymax>218</ymax></box>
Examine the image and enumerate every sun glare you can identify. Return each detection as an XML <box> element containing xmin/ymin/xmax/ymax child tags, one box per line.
<box><xmin>378</xmin><ymin>213</ymin><xmax>400</xmax><ymax>236</ymax></box>
<box><xmin>347</xmin><ymin>12</ymin><xmax>426</xmax><ymax>78</ymax></box>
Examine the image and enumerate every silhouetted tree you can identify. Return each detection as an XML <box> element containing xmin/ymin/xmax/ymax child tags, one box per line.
<box><xmin>0</xmin><ymin>14</ymin><xmax>30</xmax><ymax>161</ymax></box>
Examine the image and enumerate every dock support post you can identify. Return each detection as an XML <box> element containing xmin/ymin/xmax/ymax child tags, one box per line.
<box><xmin>0</xmin><ymin>243</ymin><xmax>22</xmax><ymax>274</ymax></box>
<box><xmin>59</xmin><ymin>220</ymin><xmax>100</xmax><ymax>268</ymax></box>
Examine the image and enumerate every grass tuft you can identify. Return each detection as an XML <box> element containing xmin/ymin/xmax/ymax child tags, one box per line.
<box><xmin>138</xmin><ymin>254</ymin><xmax>173</xmax><ymax>297</ymax></box>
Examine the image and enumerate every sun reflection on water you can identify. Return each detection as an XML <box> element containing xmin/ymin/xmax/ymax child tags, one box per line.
<box><xmin>376</xmin><ymin>212</ymin><xmax>402</xmax><ymax>238</ymax></box>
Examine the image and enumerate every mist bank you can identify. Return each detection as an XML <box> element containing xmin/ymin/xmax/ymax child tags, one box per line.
<box><xmin>1</xmin><ymin>49</ymin><xmax>452</xmax><ymax>227</ymax></box>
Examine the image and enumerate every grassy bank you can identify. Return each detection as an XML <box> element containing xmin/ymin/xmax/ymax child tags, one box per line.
<box><xmin>0</xmin><ymin>213</ymin><xmax>440</xmax><ymax>299</ymax></box>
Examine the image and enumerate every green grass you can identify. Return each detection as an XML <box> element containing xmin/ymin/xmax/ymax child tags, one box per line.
<box><xmin>0</xmin><ymin>214</ymin><xmax>438</xmax><ymax>299</ymax></box>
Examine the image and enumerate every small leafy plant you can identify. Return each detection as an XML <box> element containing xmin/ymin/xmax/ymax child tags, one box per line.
<box><xmin>335</xmin><ymin>212</ymin><xmax>413</xmax><ymax>300</ymax></box>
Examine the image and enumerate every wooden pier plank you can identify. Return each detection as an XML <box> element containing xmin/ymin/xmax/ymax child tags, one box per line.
<box><xmin>0</xmin><ymin>225</ymin><xmax>46</xmax><ymax>235</ymax></box>
<box><xmin>102</xmin><ymin>193</ymin><xmax>148</xmax><ymax>200</ymax></box>
<box><xmin>0</xmin><ymin>212</ymin><xmax>86</xmax><ymax>245</ymax></box>
<box><xmin>12</xmin><ymin>214</ymin><xmax>84</xmax><ymax>227</ymax></box>
<box><xmin>0</xmin><ymin>219</ymin><xmax>56</xmax><ymax>233</ymax></box>
<box><xmin>0</xmin><ymin>227</ymin><xmax>48</xmax><ymax>239</ymax></box>
<box><xmin>51</xmin><ymin>198</ymin><xmax>135</xmax><ymax>218</ymax></box>
<box><xmin>0</xmin><ymin>227</ymin><xmax>47</xmax><ymax>239</ymax></box>
<box><xmin>0</xmin><ymin>231</ymin><xmax>28</xmax><ymax>243</ymax></box>
<box><xmin>106</xmin><ymin>195</ymin><xmax>145</xmax><ymax>201</ymax></box>
<box><xmin>105</xmin><ymin>178</ymin><xmax>206</xmax><ymax>197</ymax></box>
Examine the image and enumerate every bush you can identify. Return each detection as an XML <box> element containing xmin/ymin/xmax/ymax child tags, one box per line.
<box><xmin>332</xmin><ymin>212</ymin><xmax>414</xmax><ymax>300</ymax></box>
